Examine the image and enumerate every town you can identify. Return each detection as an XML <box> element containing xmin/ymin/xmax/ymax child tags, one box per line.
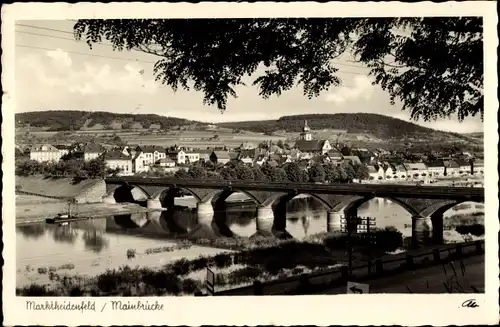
<box><xmin>17</xmin><ymin>120</ymin><xmax>484</xmax><ymax>187</ymax></box>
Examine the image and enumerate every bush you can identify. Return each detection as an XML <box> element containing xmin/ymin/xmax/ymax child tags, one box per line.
<box><xmin>127</xmin><ymin>249</ymin><xmax>136</xmax><ymax>259</ymax></box>
<box><xmin>171</xmin><ymin>258</ymin><xmax>192</xmax><ymax>276</ymax></box>
<box><xmin>373</xmin><ymin>227</ymin><xmax>404</xmax><ymax>252</ymax></box>
<box><xmin>16</xmin><ymin>284</ymin><xmax>51</xmax><ymax>296</ymax></box>
<box><xmin>227</xmin><ymin>267</ymin><xmax>263</xmax><ymax>285</ymax></box>
<box><xmin>58</xmin><ymin>263</ymin><xmax>75</xmax><ymax>270</ymax></box>
<box><xmin>213</xmin><ymin>253</ymin><xmax>233</xmax><ymax>269</ymax></box>
<box><xmin>190</xmin><ymin>256</ymin><xmax>209</xmax><ymax>271</ymax></box>
<box><xmin>455</xmin><ymin>224</ymin><xmax>485</xmax><ymax>237</ymax></box>
<box><xmin>37</xmin><ymin>267</ymin><xmax>48</xmax><ymax>274</ymax></box>
<box><xmin>181</xmin><ymin>278</ymin><xmax>202</xmax><ymax>294</ymax></box>
<box><xmin>97</xmin><ymin>271</ymin><xmax>119</xmax><ymax>293</ymax></box>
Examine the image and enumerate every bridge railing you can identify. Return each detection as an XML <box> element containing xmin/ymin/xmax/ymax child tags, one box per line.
<box><xmin>214</xmin><ymin>240</ymin><xmax>484</xmax><ymax>296</ymax></box>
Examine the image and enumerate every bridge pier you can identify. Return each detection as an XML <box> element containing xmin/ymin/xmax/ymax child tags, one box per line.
<box><xmin>197</xmin><ymin>201</ymin><xmax>215</xmax><ymax>224</ymax></box>
<box><xmin>412</xmin><ymin>216</ymin><xmax>433</xmax><ymax>248</ymax></box>
<box><xmin>252</xmin><ymin>205</ymin><xmax>274</xmax><ymax>238</ymax></box>
<box><xmin>146</xmin><ymin>198</ymin><xmax>163</xmax><ymax>221</ymax></box>
<box><xmin>186</xmin><ymin>201</ymin><xmax>218</xmax><ymax>239</ymax></box>
<box><xmin>327</xmin><ymin>210</ymin><xmax>343</xmax><ymax>233</ymax></box>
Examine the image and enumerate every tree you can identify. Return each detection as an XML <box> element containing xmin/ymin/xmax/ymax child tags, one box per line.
<box><xmin>340</xmin><ymin>146</ymin><xmax>352</xmax><ymax>156</ymax></box>
<box><xmin>74</xmin><ymin>18</ymin><xmax>483</xmax><ymax>121</ymax></box>
<box><xmin>234</xmin><ymin>164</ymin><xmax>255</xmax><ymax>181</ymax></box>
<box><xmin>323</xmin><ymin>163</ymin><xmax>339</xmax><ymax>183</ymax></box>
<box><xmin>83</xmin><ymin>158</ymin><xmax>106</xmax><ymax>179</ymax></box>
<box><xmin>112</xmin><ymin>135</ymin><xmax>125</xmax><ymax>146</ymax></box>
<box><xmin>219</xmin><ymin>167</ymin><xmax>237</xmax><ymax>180</ymax></box>
<box><xmin>16</xmin><ymin>160</ymin><xmax>41</xmax><ymax>176</ymax></box>
<box><xmin>335</xmin><ymin>165</ymin><xmax>349</xmax><ymax>182</ymax></box>
<box><xmin>188</xmin><ymin>165</ymin><xmax>207</xmax><ymax>179</ymax></box>
<box><xmin>353</xmin><ymin>164</ymin><xmax>370</xmax><ymax>180</ymax></box>
<box><xmin>261</xmin><ymin>163</ymin><xmax>286</xmax><ymax>182</ymax></box>
<box><xmin>174</xmin><ymin>169</ymin><xmax>190</xmax><ymax>179</ymax></box>
<box><xmin>252</xmin><ymin>166</ymin><xmax>268</xmax><ymax>181</ymax></box>
<box><xmin>283</xmin><ymin>162</ymin><xmax>308</xmax><ymax>182</ymax></box>
<box><xmin>342</xmin><ymin>163</ymin><xmax>356</xmax><ymax>182</ymax></box>
<box><xmin>309</xmin><ymin>163</ymin><xmax>326</xmax><ymax>183</ymax></box>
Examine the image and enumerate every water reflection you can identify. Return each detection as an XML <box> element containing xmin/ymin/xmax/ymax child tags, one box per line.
<box><xmin>82</xmin><ymin>230</ymin><xmax>109</xmax><ymax>254</ymax></box>
<box><xmin>51</xmin><ymin>225</ymin><xmax>78</xmax><ymax>245</ymax></box>
<box><xmin>17</xmin><ymin>225</ymin><xmax>46</xmax><ymax>240</ymax></box>
<box><xmin>17</xmin><ymin>196</ymin><xmax>484</xmax><ymax>275</ymax></box>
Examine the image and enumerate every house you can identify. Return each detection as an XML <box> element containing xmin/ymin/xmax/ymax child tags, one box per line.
<box><xmin>198</xmin><ymin>149</ymin><xmax>213</xmax><ymax>163</ymax></box>
<box><xmin>456</xmin><ymin>159</ymin><xmax>472</xmax><ymax>175</ymax></box>
<box><xmin>254</xmin><ymin>154</ymin><xmax>267</xmax><ymax>166</ymax></box>
<box><xmin>394</xmin><ymin>164</ymin><xmax>408</xmax><ymax>179</ymax></box>
<box><xmin>239</xmin><ymin>149</ymin><xmax>256</xmax><ymax>163</ymax></box>
<box><xmin>157</xmin><ymin>158</ymin><xmax>176</xmax><ymax>168</ymax></box>
<box><xmin>403</xmin><ymin>163</ymin><xmax>429</xmax><ymax>179</ymax></box>
<box><xmin>228</xmin><ymin>151</ymin><xmax>240</xmax><ymax>161</ymax></box>
<box><xmin>132</xmin><ymin>151</ymin><xmax>150</xmax><ymax>173</ymax></box>
<box><xmin>443</xmin><ymin>160</ymin><xmax>460</xmax><ymax>176</ymax></box>
<box><xmin>210</xmin><ymin>151</ymin><xmax>231</xmax><ymax>165</ymax></box>
<box><xmin>327</xmin><ymin>149</ymin><xmax>343</xmax><ymax>161</ymax></box>
<box><xmin>375</xmin><ymin>164</ymin><xmax>386</xmax><ymax>179</ymax></box>
<box><xmin>382</xmin><ymin>162</ymin><xmax>397</xmax><ymax>180</ymax></box>
<box><xmin>29</xmin><ymin>144</ymin><xmax>61</xmax><ymax>162</ymax></box>
<box><xmin>104</xmin><ymin>151</ymin><xmax>133</xmax><ymax>175</ymax></box>
<box><xmin>138</xmin><ymin>145</ymin><xmax>167</xmax><ymax>164</ymax></box>
<box><xmin>294</xmin><ymin>120</ymin><xmax>332</xmax><ymax>155</ymax></box>
<box><xmin>295</xmin><ymin>139</ymin><xmax>332</xmax><ymax>156</ymax></box>
<box><xmin>184</xmin><ymin>151</ymin><xmax>200</xmax><ymax>164</ymax></box>
<box><xmin>472</xmin><ymin>159</ymin><xmax>484</xmax><ymax>175</ymax></box>
<box><xmin>167</xmin><ymin>149</ymin><xmax>187</xmax><ymax>165</ymax></box>
<box><xmin>426</xmin><ymin>160</ymin><xmax>446</xmax><ymax>177</ymax></box>
<box><xmin>367</xmin><ymin>165</ymin><xmax>382</xmax><ymax>180</ymax></box>
<box><xmin>83</xmin><ymin>143</ymin><xmax>105</xmax><ymax>161</ymax></box>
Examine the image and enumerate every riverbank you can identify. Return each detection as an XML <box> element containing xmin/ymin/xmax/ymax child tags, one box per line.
<box><xmin>16</xmin><ymin>194</ymin><xmax>165</xmax><ymax>225</ymax></box>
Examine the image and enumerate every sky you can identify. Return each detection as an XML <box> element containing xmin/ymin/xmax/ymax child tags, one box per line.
<box><xmin>14</xmin><ymin>19</ymin><xmax>484</xmax><ymax>133</ymax></box>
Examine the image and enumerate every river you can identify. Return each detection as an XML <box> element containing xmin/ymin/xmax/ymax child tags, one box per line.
<box><xmin>16</xmin><ymin>195</ymin><xmax>484</xmax><ymax>287</ymax></box>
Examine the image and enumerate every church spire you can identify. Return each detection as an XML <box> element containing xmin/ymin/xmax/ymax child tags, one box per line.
<box><xmin>303</xmin><ymin>119</ymin><xmax>310</xmax><ymax>132</ymax></box>
<box><xmin>300</xmin><ymin>119</ymin><xmax>312</xmax><ymax>141</ymax></box>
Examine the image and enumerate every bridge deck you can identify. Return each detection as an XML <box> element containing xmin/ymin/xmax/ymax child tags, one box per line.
<box><xmin>106</xmin><ymin>177</ymin><xmax>484</xmax><ymax>201</ymax></box>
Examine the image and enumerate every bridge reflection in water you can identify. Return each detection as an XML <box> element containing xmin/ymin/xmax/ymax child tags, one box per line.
<box><xmin>104</xmin><ymin>178</ymin><xmax>485</xmax><ymax>248</ymax></box>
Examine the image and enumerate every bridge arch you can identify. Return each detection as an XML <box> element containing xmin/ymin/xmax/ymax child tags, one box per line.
<box><xmin>341</xmin><ymin>196</ymin><xmax>420</xmax><ymax>217</ymax></box>
<box><xmin>426</xmin><ymin>200</ymin><xmax>485</xmax><ymax>244</ymax></box>
<box><xmin>262</xmin><ymin>192</ymin><xmax>334</xmax><ymax>211</ymax></box>
<box><xmin>200</xmin><ymin>189</ymin><xmax>263</xmax><ymax>206</ymax></box>
<box><xmin>111</xmin><ymin>184</ymin><xmax>151</xmax><ymax>203</ymax></box>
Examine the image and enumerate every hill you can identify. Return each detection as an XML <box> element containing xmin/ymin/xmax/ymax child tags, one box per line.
<box><xmin>217</xmin><ymin>113</ymin><xmax>460</xmax><ymax>140</ymax></box>
<box><xmin>15</xmin><ymin>110</ymin><xmax>206</xmax><ymax>131</ymax></box>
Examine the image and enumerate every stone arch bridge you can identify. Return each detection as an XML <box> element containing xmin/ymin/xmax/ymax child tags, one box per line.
<box><xmin>104</xmin><ymin>177</ymin><xmax>484</xmax><ymax>247</ymax></box>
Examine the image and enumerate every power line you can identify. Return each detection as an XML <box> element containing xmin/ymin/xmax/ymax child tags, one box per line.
<box><xmin>16</xmin><ymin>23</ymin><xmax>76</xmax><ymax>35</ymax></box>
<box><xmin>16</xmin><ymin>44</ymin><xmax>157</xmax><ymax>64</ymax></box>
<box><xmin>16</xmin><ymin>43</ymin><xmax>363</xmax><ymax>88</ymax></box>
<box><xmin>16</xmin><ymin>43</ymin><xmax>371</xmax><ymax>80</ymax></box>
<box><xmin>16</xmin><ymin>23</ymin><xmax>372</xmax><ymax>71</ymax></box>
<box><xmin>17</xmin><ymin>30</ymin><xmax>118</xmax><ymax>49</ymax></box>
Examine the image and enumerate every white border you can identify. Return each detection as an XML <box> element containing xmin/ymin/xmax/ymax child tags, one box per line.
<box><xmin>2</xmin><ymin>2</ymin><xmax>498</xmax><ymax>325</ymax></box>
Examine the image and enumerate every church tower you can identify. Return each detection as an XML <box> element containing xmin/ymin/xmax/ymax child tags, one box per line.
<box><xmin>299</xmin><ymin>120</ymin><xmax>312</xmax><ymax>141</ymax></box>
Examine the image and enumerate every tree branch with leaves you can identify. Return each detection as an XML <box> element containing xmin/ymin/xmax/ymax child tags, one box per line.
<box><xmin>74</xmin><ymin>17</ymin><xmax>483</xmax><ymax>122</ymax></box>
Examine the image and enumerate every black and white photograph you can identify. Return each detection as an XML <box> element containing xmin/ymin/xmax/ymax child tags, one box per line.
<box><xmin>2</xmin><ymin>2</ymin><xmax>498</xmax><ymax>326</ymax></box>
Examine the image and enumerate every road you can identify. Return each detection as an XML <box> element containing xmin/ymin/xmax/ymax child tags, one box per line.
<box><xmin>315</xmin><ymin>254</ymin><xmax>484</xmax><ymax>294</ymax></box>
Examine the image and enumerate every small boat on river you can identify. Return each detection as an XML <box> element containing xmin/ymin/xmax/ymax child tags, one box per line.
<box><xmin>45</xmin><ymin>199</ymin><xmax>90</xmax><ymax>225</ymax></box>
